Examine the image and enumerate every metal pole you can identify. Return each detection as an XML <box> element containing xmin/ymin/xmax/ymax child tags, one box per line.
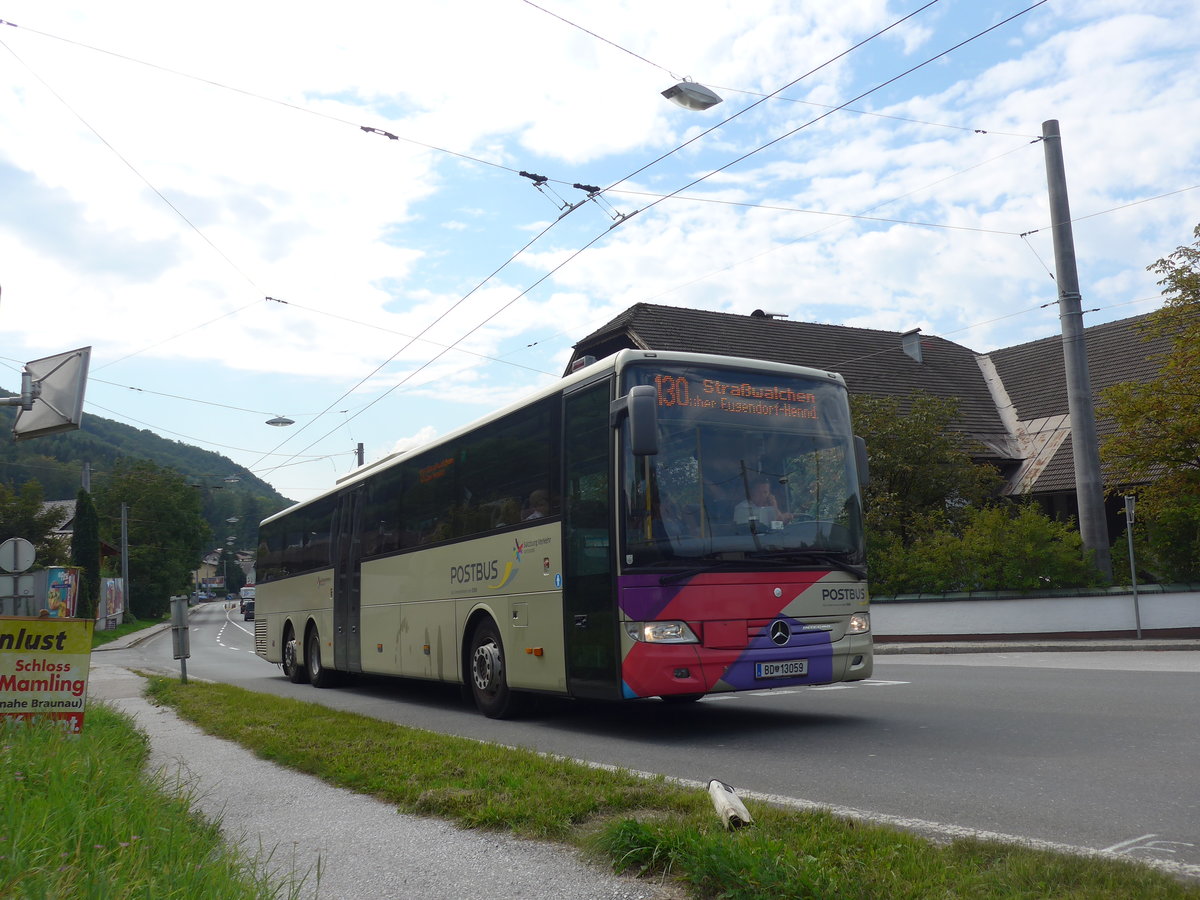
<box><xmin>1125</xmin><ymin>495</ymin><xmax>1142</xmax><ymax>638</ymax></box>
<box><xmin>1042</xmin><ymin>119</ymin><xmax>1112</xmax><ymax>580</ymax></box>
<box><xmin>120</xmin><ymin>503</ymin><xmax>130</xmax><ymax>621</ymax></box>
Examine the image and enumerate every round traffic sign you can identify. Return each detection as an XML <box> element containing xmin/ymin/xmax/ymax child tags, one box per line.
<box><xmin>0</xmin><ymin>537</ymin><xmax>35</xmax><ymax>573</ymax></box>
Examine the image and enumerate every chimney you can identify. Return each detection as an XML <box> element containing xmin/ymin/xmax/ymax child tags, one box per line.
<box><xmin>901</xmin><ymin>328</ymin><xmax>923</xmax><ymax>363</ymax></box>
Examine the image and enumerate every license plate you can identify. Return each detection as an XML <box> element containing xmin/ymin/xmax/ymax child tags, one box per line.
<box><xmin>755</xmin><ymin>659</ymin><xmax>808</xmax><ymax>679</ymax></box>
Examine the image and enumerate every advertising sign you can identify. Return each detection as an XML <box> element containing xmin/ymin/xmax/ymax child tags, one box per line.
<box><xmin>99</xmin><ymin>577</ymin><xmax>125</xmax><ymax>620</ymax></box>
<box><xmin>45</xmin><ymin>567</ymin><xmax>81</xmax><ymax>618</ymax></box>
<box><xmin>0</xmin><ymin>617</ymin><xmax>94</xmax><ymax>733</ymax></box>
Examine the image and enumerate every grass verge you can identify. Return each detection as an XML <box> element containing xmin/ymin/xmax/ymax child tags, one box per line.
<box><xmin>0</xmin><ymin>703</ymin><xmax>310</xmax><ymax>899</ymax></box>
<box><xmin>143</xmin><ymin>676</ymin><xmax>1198</xmax><ymax>900</ymax></box>
<box><xmin>91</xmin><ymin>615</ymin><xmax>166</xmax><ymax>649</ymax></box>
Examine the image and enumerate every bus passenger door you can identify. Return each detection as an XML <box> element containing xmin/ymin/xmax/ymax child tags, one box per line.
<box><xmin>332</xmin><ymin>486</ymin><xmax>364</xmax><ymax>674</ymax></box>
<box><xmin>562</xmin><ymin>381</ymin><xmax>620</xmax><ymax>699</ymax></box>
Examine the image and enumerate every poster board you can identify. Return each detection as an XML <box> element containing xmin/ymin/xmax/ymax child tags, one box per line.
<box><xmin>0</xmin><ymin>617</ymin><xmax>94</xmax><ymax>733</ymax></box>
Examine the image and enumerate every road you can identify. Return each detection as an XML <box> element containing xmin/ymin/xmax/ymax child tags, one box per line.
<box><xmin>107</xmin><ymin>602</ymin><xmax>1200</xmax><ymax>877</ymax></box>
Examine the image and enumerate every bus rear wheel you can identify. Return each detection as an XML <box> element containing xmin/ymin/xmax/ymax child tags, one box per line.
<box><xmin>469</xmin><ymin>619</ymin><xmax>516</xmax><ymax>718</ymax></box>
<box><xmin>306</xmin><ymin>627</ymin><xmax>336</xmax><ymax>688</ymax></box>
<box><xmin>282</xmin><ymin>626</ymin><xmax>308</xmax><ymax>684</ymax></box>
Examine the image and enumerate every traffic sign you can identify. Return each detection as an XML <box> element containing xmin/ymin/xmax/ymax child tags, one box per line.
<box><xmin>0</xmin><ymin>538</ymin><xmax>35</xmax><ymax>573</ymax></box>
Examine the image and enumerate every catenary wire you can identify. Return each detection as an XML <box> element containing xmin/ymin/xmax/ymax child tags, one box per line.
<box><xmin>256</xmin><ymin>2</ymin><xmax>1052</xmax><ymax>477</ymax></box>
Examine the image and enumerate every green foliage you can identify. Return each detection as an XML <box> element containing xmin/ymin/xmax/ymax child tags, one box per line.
<box><xmin>1101</xmin><ymin>223</ymin><xmax>1200</xmax><ymax>582</ymax></box>
<box><xmin>92</xmin><ymin>460</ymin><xmax>210</xmax><ymax>619</ymax></box>
<box><xmin>870</xmin><ymin>503</ymin><xmax>1102</xmax><ymax>595</ymax></box>
<box><xmin>70</xmin><ymin>489</ymin><xmax>102</xmax><ymax>618</ymax></box>
<box><xmin>0</xmin><ymin>479</ymin><xmax>70</xmax><ymax>567</ymax></box>
<box><xmin>851</xmin><ymin>391</ymin><xmax>1000</xmax><ymax>547</ymax></box>
<box><xmin>147</xmin><ymin>677</ymin><xmax>1200</xmax><ymax>900</ymax></box>
<box><xmin>0</xmin><ymin>395</ymin><xmax>291</xmax><ymax>549</ymax></box>
<box><xmin>218</xmin><ymin>547</ymin><xmax>247</xmax><ymax>595</ymax></box>
<box><xmin>0</xmin><ymin>705</ymin><xmax>305</xmax><ymax>899</ymax></box>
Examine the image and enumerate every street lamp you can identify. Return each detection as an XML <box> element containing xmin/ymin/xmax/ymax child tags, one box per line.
<box><xmin>266</xmin><ymin>415</ymin><xmax>294</xmax><ymax>426</ymax></box>
<box><xmin>662</xmin><ymin>79</ymin><xmax>722</xmax><ymax>111</ymax></box>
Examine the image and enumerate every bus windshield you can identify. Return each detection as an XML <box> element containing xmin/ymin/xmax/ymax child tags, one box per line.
<box><xmin>620</xmin><ymin>362</ymin><xmax>864</xmax><ymax>569</ymax></box>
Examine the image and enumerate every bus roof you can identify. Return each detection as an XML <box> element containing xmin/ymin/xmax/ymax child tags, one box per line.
<box><xmin>261</xmin><ymin>349</ymin><xmax>847</xmax><ymax>526</ymax></box>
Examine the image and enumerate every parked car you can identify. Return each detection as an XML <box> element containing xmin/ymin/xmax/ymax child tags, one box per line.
<box><xmin>243</xmin><ymin>599</ymin><xmax>255</xmax><ymax>621</ymax></box>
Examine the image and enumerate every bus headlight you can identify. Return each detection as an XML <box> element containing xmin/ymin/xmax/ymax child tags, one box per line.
<box><xmin>625</xmin><ymin>621</ymin><xmax>699</xmax><ymax>643</ymax></box>
<box><xmin>847</xmin><ymin>612</ymin><xmax>870</xmax><ymax>634</ymax></box>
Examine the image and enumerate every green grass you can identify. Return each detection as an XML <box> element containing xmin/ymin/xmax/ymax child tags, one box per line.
<box><xmin>91</xmin><ymin>616</ymin><xmax>166</xmax><ymax>648</ymax></box>
<box><xmin>0</xmin><ymin>704</ymin><xmax>312</xmax><ymax>899</ymax></box>
<box><xmin>144</xmin><ymin>676</ymin><xmax>1200</xmax><ymax>900</ymax></box>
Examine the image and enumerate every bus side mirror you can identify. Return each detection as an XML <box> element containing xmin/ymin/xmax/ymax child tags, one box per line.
<box><xmin>854</xmin><ymin>435</ymin><xmax>869</xmax><ymax>488</ymax></box>
<box><xmin>610</xmin><ymin>385</ymin><xmax>659</xmax><ymax>456</ymax></box>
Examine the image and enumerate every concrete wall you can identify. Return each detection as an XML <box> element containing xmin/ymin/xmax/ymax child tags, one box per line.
<box><xmin>871</xmin><ymin>585</ymin><xmax>1200</xmax><ymax>641</ymax></box>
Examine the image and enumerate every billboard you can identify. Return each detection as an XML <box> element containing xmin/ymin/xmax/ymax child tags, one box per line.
<box><xmin>45</xmin><ymin>567</ymin><xmax>81</xmax><ymax>618</ymax></box>
<box><xmin>0</xmin><ymin>617</ymin><xmax>94</xmax><ymax>733</ymax></box>
<box><xmin>99</xmin><ymin>578</ymin><xmax>125</xmax><ymax>621</ymax></box>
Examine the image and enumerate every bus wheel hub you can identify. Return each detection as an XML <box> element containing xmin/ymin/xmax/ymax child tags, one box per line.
<box><xmin>472</xmin><ymin>642</ymin><xmax>501</xmax><ymax>692</ymax></box>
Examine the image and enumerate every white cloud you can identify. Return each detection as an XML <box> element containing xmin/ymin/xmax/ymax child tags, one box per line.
<box><xmin>0</xmin><ymin>0</ymin><xmax>1194</xmax><ymax>501</ymax></box>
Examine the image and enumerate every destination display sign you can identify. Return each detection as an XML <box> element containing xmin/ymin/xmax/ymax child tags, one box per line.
<box><xmin>637</xmin><ymin>369</ymin><xmax>821</xmax><ymax>421</ymax></box>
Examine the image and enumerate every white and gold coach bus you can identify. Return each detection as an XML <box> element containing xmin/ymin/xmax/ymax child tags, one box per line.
<box><xmin>254</xmin><ymin>349</ymin><xmax>872</xmax><ymax>717</ymax></box>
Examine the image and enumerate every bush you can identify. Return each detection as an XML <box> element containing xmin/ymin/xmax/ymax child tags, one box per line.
<box><xmin>870</xmin><ymin>503</ymin><xmax>1102</xmax><ymax>595</ymax></box>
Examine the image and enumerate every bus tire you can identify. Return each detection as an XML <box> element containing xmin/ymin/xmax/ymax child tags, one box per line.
<box><xmin>469</xmin><ymin>619</ymin><xmax>516</xmax><ymax>718</ymax></box>
<box><xmin>283</xmin><ymin>625</ymin><xmax>308</xmax><ymax>684</ymax></box>
<box><xmin>306</xmin><ymin>626</ymin><xmax>336</xmax><ymax>688</ymax></box>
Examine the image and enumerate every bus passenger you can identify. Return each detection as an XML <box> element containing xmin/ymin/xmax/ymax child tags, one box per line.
<box><xmin>523</xmin><ymin>489</ymin><xmax>550</xmax><ymax>520</ymax></box>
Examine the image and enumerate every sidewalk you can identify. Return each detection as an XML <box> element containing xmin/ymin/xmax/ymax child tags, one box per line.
<box><xmin>86</xmin><ymin>662</ymin><xmax>682</xmax><ymax>900</ymax></box>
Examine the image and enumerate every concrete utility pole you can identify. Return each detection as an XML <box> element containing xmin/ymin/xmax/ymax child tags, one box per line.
<box><xmin>1042</xmin><ymin>119</ymin><xmax>1112</xmax><ymax>580</ymax></box>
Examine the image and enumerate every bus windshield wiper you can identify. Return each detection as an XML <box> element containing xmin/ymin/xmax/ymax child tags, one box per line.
<box><xmin>657</xmin><ymin>557</ymin><xmax>792</xmax><ymax>585</ymax></box>
<box><xmin>756</xmin><ymin>550</ymin><xmax>866</xmax><ymax>579</ymax></box>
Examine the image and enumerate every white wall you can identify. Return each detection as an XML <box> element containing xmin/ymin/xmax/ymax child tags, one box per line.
<box><xmin>871</xmin><ymin>589</ymin><xmax>1200</xmax><ymax>639</ymax></box>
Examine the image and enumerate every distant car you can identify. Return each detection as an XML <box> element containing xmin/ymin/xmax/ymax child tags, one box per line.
<box><xmin>243</xmin><ymin>599</ymin><xmax>255</xmax><ymax>620</ymax></box>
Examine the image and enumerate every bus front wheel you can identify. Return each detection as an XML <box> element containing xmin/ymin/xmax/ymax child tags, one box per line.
<box><xmin>283</xmin><ymin>626</ymin><xmax>308</xmax><ymax>684</ymax></box>
<box><xmin>469</xmin><ymin>619</ymin><xmax>515</xmax><ymax>718</ymax></box>
<box><xmin>306</xmin><ymin>627</ymin><xmax>336</xmax><ymax>688</ymax></box>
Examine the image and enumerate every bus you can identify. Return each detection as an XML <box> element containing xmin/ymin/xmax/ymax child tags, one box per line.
<box><xmin>254</xmin><ymin>350</ymin><xmax>872</xmax><ymax>717</ymax></box>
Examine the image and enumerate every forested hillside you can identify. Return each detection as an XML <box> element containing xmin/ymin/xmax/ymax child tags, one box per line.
<box><xmin>0</xmin><ymin>390</ymin><xmax>294</xmax><ymax>547</ymax></box>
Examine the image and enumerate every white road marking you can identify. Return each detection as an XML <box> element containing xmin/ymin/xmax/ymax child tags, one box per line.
<box><xmin>1104</xmin><ymin>834</ymin><xmax>1197</xmax><ymax>859</ymax></box>
<box><xmin>1105</xmin><ymin>834</ymin><xmax>1159</xmax><ymax>853</ymax></box>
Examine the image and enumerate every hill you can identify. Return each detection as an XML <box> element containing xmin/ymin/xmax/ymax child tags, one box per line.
<box><xmin>0</xmin><ymin>389</ymin><xmax>295</xmax><ymax>547</ymax></box>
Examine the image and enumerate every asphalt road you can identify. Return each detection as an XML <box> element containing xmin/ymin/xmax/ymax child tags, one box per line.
<box><xmin>104</xmin><ymin>602</ymin><xmax>1200</xmax><ymax>880</ymax></box>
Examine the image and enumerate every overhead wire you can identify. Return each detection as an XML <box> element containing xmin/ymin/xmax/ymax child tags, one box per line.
<box><xmin>250</xmin><ymin>2</ymin><xmax>956</xmax><ymax>474</ymax></box>
<box><xmin>0</xmin><ymin>31</ymin><xmax>264</xmax><ymax>296</ymax></box>
<box><xmin>85</xmin><ymin>400</ymin><xmax>348</xmax><ymax>461</ymax></box>
<box><xmin>257</xmin><ymin>0</ymin><xmax>1052</xmax><ymax>478</ymax></box>
<box><xmin>519</xmin><ymin>0</ymin><xmax>1038</xmax><ymax>139</ymax></box>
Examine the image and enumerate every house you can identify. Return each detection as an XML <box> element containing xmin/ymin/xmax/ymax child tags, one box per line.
<box><xmin>566</xmin><ymin>302</ymin><xmax>1171</xmax><ymax>529</ymax></box>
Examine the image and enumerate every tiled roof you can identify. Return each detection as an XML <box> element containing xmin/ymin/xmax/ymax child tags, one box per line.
<box><xmin>572</xmin><ymin>302</ymin><xmax>1010</xmax><ymax>455</ymax></box>
<box><xmin>986</xmin><ymin>313</ymin><xmax>1171</xmax><ymax>493</ymax></box>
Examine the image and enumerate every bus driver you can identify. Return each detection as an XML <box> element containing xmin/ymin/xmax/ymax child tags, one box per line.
<box><xmin>733</xmin><ymin>477</ymin><xmax>793</xmax><ymax>527</ymax></box>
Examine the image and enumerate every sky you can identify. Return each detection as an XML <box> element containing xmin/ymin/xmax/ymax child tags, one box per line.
<box><xmin>0</xmin><ymin>0</ymin><xmax>1196</xmax><ymax>505</ymax></box>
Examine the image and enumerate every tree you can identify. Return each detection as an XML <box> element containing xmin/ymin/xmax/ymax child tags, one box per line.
<box><xmin>219</xmin><ymin>547</ymin><xmax>246</xmax><ymax>595</ymax></box>
<box><xmin>93</xmin><ymin>460</ymin><xmax>210</xmax><ymax>619</ymax></box>
<box><xmin>1100</xmin><ymin>223</ymin><xmax>1200</xmax><ymax>581</ymax></box>
<box><xmin>70</xmin><ymin>488</ymin><xmax>102</xmax><ymax>619</ymax></box>
<box><xmin>851</xmin><ymin>392</ymin><xmax>1000</xmax><ymax>536</ymax></box>
<box><xmin>0</xmin><ymin>479</ymin><xmax>70</xmax><ymax>565</ymax></box>
<box><xmin>850</xmin><ymin>392</ymin><xmax>1101</xmax><ymax>593</ymax></box>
